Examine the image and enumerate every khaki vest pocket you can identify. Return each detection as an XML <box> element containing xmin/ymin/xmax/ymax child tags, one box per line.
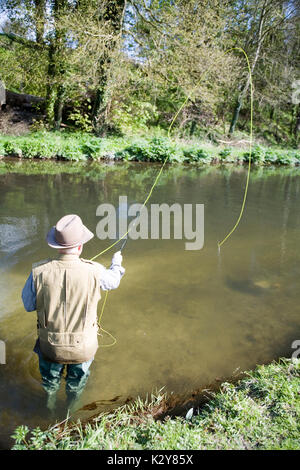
<box><xmin>48</xmin><ymin>331</ymin><xmax>84</xmax><ymax>347</ymax></box>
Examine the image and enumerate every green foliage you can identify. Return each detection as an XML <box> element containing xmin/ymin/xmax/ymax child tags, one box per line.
<box><xmin>264</xmin><ymin>149</ymin><xmax>280</xmax><ymax>163</ymax></box>
<box><xmin>0</xmin><ymin>42</ymin><xmax>48</xmax><ymax>97</ymax></box>
<box><xmin>11</xmin><ymin>359</ymin><xmax>300</xmax><ymax>450</ymax></box>
<box><xmin>0</xmin><ymin>0</ymin><xmax>299</xmax><ymax>145</ymax></box>
<box><xmin>81</xmin><ymin>139</ymin><xmax>102</xmax><ymax>158</ymax></box>
<box><xmin>243</xmin><ymin>145</ymin><xmax>266</xmax><ymax>164</ymax></box>
<box><xmin>116</xmin><ymin>137</ymin><xmax>182</xmax><ymax>163</ymax></box>
<box><xmin>276</xmin><ymin>151</ymin><xmax>298</xmax><ymax>166</ymax></box>
<box><xmin>68</xmin><ymin>100</ymin><xmax>93</xmax><ymax>133</ymax></box>
<box><xmin>260</xmin><ymin>149</ymin><xmax>299</xmax><ymax>166</ymax></box>
<box><xmin>218</xmin><ymin>147</ymin><xmax>239</xmax><ymax>163</ymax></box>
<box><xmin>242</xmin><ymin>146</ymin><xmax>300</xmax><ymax>167</ymax></box>
<box><xmin>3</xmin><ymin>141</ymin><xmax>22</xmax><ymax>157</ymax></box>
<box><xmin>111</xmin><ymin>100</ymin><xmax>159</xmax><ymax>134</ymax></box>
<box><xmin>0</xmin><ymin>131</ymin><xmax>299</xmax><ymax>165</ymax></box>
<box><xmin>183</xmin><ymin>147</ymin><xmax>212</xmax><ymax>163</ymax></box>
<box><xmin>22</xmin><ymin>139</ymin><xmax>59</xmax><ymax>159</ymax></box>
<box><xmin>219</xmin><ymin>147</ymin><xmax>232</xmax><ymax>159</ymax></box>
<box><xmin>0</xmin><ymin>132</ymin><xmax>94</xmax><ymax>161</ymax></box>
<box><xmin>30</xmin><ymin>119</ymin><xmax>50</xmax><ymax>132</ymax></box>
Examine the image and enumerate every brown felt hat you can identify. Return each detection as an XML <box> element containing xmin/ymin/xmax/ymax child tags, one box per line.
<box><xmin>46</xmin><ymin>214</ymin><xmax>94</xmax><ymax>249</ymax></box>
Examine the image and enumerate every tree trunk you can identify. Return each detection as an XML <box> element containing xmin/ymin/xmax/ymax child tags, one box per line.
<box><xmin>228</xmin><ymin>1</ymin><xmax>267</xmax><ymax>135</ymax></box>
<box><xmin>54</xmin><ymin>84</ymin><xmax>65</xmax><ymax>130</ymax></box>
<box><xmin>92</xmin><ymin>0</ymin><xmax>127</xmax><ymax>136</ymax></box>
<box><xmin>294</xmin><ymin>104</ymin><xmax>300</xmax><ymax>143</ymax></box>
<box><xmin>45</xmin><ymin>0</ymin><xmax>68</xmax><ymax>129</ymax></box>
<box><xmin>92</xmin><ymin>58</ymin><xmax>111</xmax><ymax>136</ymax></box>
<box><xmin>46</xmin><ymin>42</ymin><xmax>58</xmax><ymax>126</ymax></box>
<box><xmin>189</xmin><ymin>120</ymin><xmax>197</xmax><ymax>137</ymax></box>
<box><xmin>34</xmin><ymin>0</ymin><xmax>46</xmax><ymax>44</ymax></box>
<box><xmin>229</xmin><ymin>99</ymin><xmax>243</xmax><ymax>136</ymax></box>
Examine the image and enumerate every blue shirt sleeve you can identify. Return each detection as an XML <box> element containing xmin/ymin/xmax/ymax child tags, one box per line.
<box><xmin>22</xmin><ymin>272</ymin><xmax>36</xmax><ymax>312</ymax></box>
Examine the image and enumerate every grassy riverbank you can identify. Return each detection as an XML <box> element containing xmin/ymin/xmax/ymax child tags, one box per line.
<box><xmin>0</xmin><ymin>131</ymin><xmax>299</xmax><ymax>166</ymax></box>
<box><xmin>11</xmin><ymin>359</ymin><xmax>300</xmax><ymax>450</ymax></box>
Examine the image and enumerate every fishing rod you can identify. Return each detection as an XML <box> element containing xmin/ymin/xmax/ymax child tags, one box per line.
<box><xmin>119</xmin><ymin>237</ymin><xmax>128</xmax><ymax>252</ymax></box>
<box><xmin>117</xmin><ymin>208</ymin><xmax>144</xmax><ymax>252</ymax></box>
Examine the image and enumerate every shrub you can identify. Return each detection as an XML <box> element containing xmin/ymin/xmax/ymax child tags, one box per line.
<box><xmin>82</xmin><ymin>138</ymin><xmax>102</xmax><ymax>159</ymax></box>
<box><xmin>58</xmin><ymin>142</ymin><xmax>87</xmax><ymax>161</ymax></box>
<box><xmin>261</xmin><ymin>149</ymin><xmax>299</xmax><ymax>166</ymax></box>
<box><xmin>68</xmin><ymin>100</ymin><xmax>93</xmax><ymax>133</ymax></box>
<box><xmin>4</xmin><ymin>140</ymin><xmax>22</xmax><ymax>157</ymax></box>
<box><xmin>116</xmin><ymin>137</ymin><xmax>181</xmax><ymax>163</ymax></box>
<box><xmin>4</xmin><ymin>137</ymin><xmax>59</xmax><ymax>159</ymax></box>
<box><xmin>293</xmin><ymin>150</ymin><xmax>300</xmax><ymax>163</ymax></box>
<box><xmin>21</xmin><ymin>139</ymin><xmax>55</xmax><ymax>159</ymax></box>
<box><xmin>243</xmin><ymin>145</ymin><xmax>265</xmax><ymax>164</ymax></box>
<box><xmin>264</xmin><ymin>149</ymin><xmax>279</xmax><ymax>164</ymax></box>
<box><xmin>111</xmin><ymin>100</ymin><xmax>159</xmax><ymax>134</ymax></box>
<box><xmin>218</xmin><ymin>147</ymin><xmax>237</xmax><ymax>162</ymax></box>
<box><xmin>183</xmin><ymin>147</ymin><xmax>211</xmax><ymax>163</ymax></box>
<box><xmin>219</xmin><ymin>147</ymin><xmax>232</xmax><ymax>159</ymax></box>
<box><xmin>276</xmin><ymin>152</ymin><xmax>295</xmax><ymax>166</ymax></box>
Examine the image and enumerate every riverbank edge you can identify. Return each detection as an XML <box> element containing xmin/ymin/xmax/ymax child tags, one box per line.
<box><xmin>0</xmin><ymin>131</ymin><xmax>299</xmax><ymax>166</ymax></box>
<box><xmin>11</xmin><ymin>358</ymin><xmax>300</xmax><ymax>450</ymax></box>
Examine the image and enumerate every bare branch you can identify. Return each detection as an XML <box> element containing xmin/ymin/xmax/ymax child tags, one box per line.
<box><xmin>0</xmin><ymin>32</ymin><xmax>46</xmax><ymax>50</ymax></box>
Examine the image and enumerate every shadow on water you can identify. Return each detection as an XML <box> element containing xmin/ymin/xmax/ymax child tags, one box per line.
<box><xmin>225</xmin><ymin>277</ymin><xmax>266</xmax><ymax>296</ymax></box>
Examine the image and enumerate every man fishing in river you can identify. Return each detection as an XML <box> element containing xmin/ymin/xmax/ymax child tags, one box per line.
<box><xmin>21</xmin><ymin>214</ymin><xmax>125</xmax><ymax>414</ymax></box>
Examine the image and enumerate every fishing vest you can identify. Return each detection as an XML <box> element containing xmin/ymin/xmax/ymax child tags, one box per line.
<box><xmin>32</xmin><ymin>254</ymin><xmax>101</xmax><ymax>364</ymax></box>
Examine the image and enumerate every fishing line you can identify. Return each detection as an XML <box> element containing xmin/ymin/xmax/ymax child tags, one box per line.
<box><xmin>96</xmin><ymin>290</ymin><xmax>115</xmax><ymax>347</ymax></box>
<box><xmin>167</xmin><ymin>47</ymin><xmax>254</xmax><ymax>248</ymax></box>
<box><xmin>93</xmin><ymin>46</ymin><xmax>254</xmax><ymax>347</ymax></box>
<box><xmin>91</xmin><ymin>164</ymin><xmax>170</xmax><ymax>346</ymax></box>
<box><xmin>217</xmin><ymin>48</ymin><xmax>253</xmax><ymax>248</ymax></box>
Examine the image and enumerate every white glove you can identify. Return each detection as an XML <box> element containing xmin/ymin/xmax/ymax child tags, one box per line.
<box><xmin>111</xmin><ymin>250</ymin><xmax>123</xmax><ymax>266</ymax></box>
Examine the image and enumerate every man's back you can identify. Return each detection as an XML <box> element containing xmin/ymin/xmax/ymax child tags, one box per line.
<box><xmin>33</xmin><ymin>254</ymin><xmax>102</xmax><ymax>364</ymax></box>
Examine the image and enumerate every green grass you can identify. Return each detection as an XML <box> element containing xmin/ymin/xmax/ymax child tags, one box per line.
<box><xmin>11</xmin><ymin>358</ymin><xmax>300</xmax><ymax>450</ymax></box>
<box><xmin>0</xmin><ymin>131</ymin><xmax>299</xmax><ymax>165</ymax></box>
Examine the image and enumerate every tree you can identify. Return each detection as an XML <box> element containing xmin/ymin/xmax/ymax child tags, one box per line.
<box><xmin>227</xmin><ymin>0</ymin><xmax>298</xmax><ymax>136</ymax></box>
<box><xmin>91</xmin><ymin>0</ymin><xmax>127</xmax><ymax>135</ymax></box>
<box><xmin>45</xmin><ymin>0</ymin><xmax>69</xmax><ymax>130</ymax></box>
<box><xmin>0</xmin><ymin>0</ymin><xmax>128</xmax><ymax>131</ymax></box>
<box><xmin>124</xmin><ymin>0</ymin><xmax>238</xmax><ymax>137</ymax></box>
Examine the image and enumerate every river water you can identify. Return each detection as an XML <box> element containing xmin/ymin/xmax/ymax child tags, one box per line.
<box><xmin>0</xmin><ymin>160</ymin><xmax>300</xmax><ymax>447</ymax></box>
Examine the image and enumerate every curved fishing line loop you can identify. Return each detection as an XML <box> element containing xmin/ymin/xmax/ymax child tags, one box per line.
<box><xmin>167</xmin><ymin>47</ymin><xmax>253</xmax><ymax>249</ymax></box>
<box><xmin>92</xmin><ymin>46</ymin><xmax>253</xmax><ymax>346</ymax></box>
<box><xmin>96</xmin><ymin>290</ymin><xmax>116</xmax><ymax>347</ymax></box>
<box><xmin>217</xmin><ymin>48</ymin><xmax>253</xmax><ymax>248</ymax></box>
